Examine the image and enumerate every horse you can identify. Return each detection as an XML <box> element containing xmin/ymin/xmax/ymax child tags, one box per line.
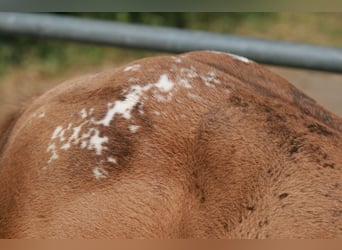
<box><xmin>0</xmin><ymin>51</ymin><xmax>341</xmax><ymax>238</ymax></box>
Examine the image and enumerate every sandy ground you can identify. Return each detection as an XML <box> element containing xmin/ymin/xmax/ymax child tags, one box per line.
<box><xmin>0</xmin><ymin>60</ymin><xmax>341</xmax><ymax>126</ymax></box>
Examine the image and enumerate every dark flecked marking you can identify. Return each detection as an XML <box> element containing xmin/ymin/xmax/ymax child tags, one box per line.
<box><xmin>194</xmin><ymin>182</ymin><xmax>206</xmax><ymax>204</ymax></box>
<box><xmin>267</xmin><ymin>113</ymin><xmax>286</xmax><ymax>123</ymax></box>
<box><xmin>230</xmin><ymin>95</ymin><xmax>249</xmax><ymax>108</ymax></box>
<box><xmin>200</xmin><ymin>195</ymin><xmax>206</xmax><ymax>203</ymax></box>
<box><xmin>323</xmin><ymin>163</ymin><xmax>336</xmax><ymax>169</ymax></box>
<box><xmin>290</xmin><ymin>88</ymin><xmax>342</xmax><ymax>132</ymax></box>
<box><xmin>289</xmin><ymin>146</ymin><xmax>299</xmax><ymax>155</ymax></box>
<box><xmin>246</xmin><ymin>205</ymin><xmax>255</xmax><ymax>212</ymax></box>
<box><xmin>267</xmin><ymin>168</ymin><xmax>276</xmax><ymax>178</ymax></box>
<box><xmin>279</xmin><ymin>193</ymin><xmax>289</xmax><ymax>200</ymax></box>
<box><xmin>307</xmin><ymin>123</ymin><xmax>334</xmax><ymax>136</ymax></box>
<box><xmin>118</xmin><ymin>95</ymin><xmax>127</xmax><ymax>101</ymax></box>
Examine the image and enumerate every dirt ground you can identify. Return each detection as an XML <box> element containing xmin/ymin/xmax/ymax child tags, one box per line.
<box><xmin>0</xmin><ymin>58</ymin><xmax>341</xmax><ymax>126</ymax></box>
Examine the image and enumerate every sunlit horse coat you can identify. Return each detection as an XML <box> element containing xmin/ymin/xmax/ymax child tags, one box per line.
<box><xmin>0</xmin><ymin>51</ymin><xmax>341</xmax><ymax>238</ymax></box>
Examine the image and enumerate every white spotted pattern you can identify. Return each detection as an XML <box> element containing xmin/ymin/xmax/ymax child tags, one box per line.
<box><xmin>80</xmin><ymin>108</ymin><xmax>87</xmax><ymax>119</ymax></box>
<box><xmin>46</xmin><ymin>59</ymin><xmax>226</xmax><ymax>180</ymax></box>
<box><xmin>209</xmin><ymin>50</ymin><xmax>250</xmax><ymax>63</ymax></box>
<box><xmin>92</xmin><ymin>167</ymin><xmax>108</xmax><ymax>180</ymax></box>
<box><xmin>128</xmin><ymin>125</ymin><xmax>139</xmax><ymax>133</ymax></box>
<box><xmin>155</xmin><ymin>74</ymin><xmax>175</xmax><ymax>92</ymax></box>
<box><xmin>31</xmin><ymin>107</ymin><xmax>46</xmax><ymax>120</ymax></box>
<box><xmin>107</xmin><ymin>157</ymin><xmax>117</xmax><ymax>164</ymax></box>
<box><xmin>124</xmin><ymin>64</ymin><xmax>141</xmax><ymax>72</ymax></box>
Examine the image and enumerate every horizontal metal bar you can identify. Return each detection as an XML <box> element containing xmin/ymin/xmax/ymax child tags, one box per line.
<box><xmin>0</xmin><ymin>12</ymin><xmax>341</xmax><ymax>73</ymax></box>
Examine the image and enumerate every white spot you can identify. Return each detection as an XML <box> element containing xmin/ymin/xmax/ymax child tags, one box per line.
<box><xmin>143</xmin><ymin>84</ymin><xmax>154</xmax><ymax>92</ymax></box>
<box><xmin>153</xmin><ymin>92</ymin><xmax>166</xmax><ymax>102</ymax></box>
<box><xmin>172</xmin><ymin>56</ymin><xmax>182</xmax><ymax>63</ymax></box>
<box><xmin>70</xmin><ymin>122</ymin><xmax>86</xmax><ymax>143</ymax></box>
<box><xmin>200</xmin><ymin>71</ymin><xmax>221</xmax><ymax>87</ymax></box>
<box><xmin>181</xmin><ymin>67</ymin><xmax>198</xmax><ymax>79</ymax></box>
<box><xmin>80</xmin><ymin>128</ymin><xmax>92</xmax><ymax>148</ymax></box>
<box><xmin>95</xmin><ymin>85</ymin><xmax>149</xmax><ymax>126</ymax></box>
<box><xmin>124</xmin><ymin>64</ymin><xmax>141</xmax><ymax>72</ymax></box>
<box><xmin>60</xmin><ymin>142</ymin><xmax>71</xmax><ymax>150</ymax></box>
<box><xmin>94</xmin><ymin>74</ymin><xmax>174</xmax><ymax>126</ymax></box>
<box><xmin>80</xmin><ymin>108</ymin><xmax>87</xmax><ymax>119</ymax></box>
<box><xmin>128</xmin><ymin>77</ymin><xmax>139</xmax><ymax>83</ymax></box>
<box><xmin>128</xmin><ymin>125</ymin><xmax>139</xmax><ymax>133</ymax></box>
<box><xmin>227</xmin><ymin>53</ymin><xmax>250</xmax><ymax>63</ymax></box>
<box><xmin>80</xmin><ymin>140</ymin><xmax>88</xmax><ymax>149</ymax></box>
<box><xmin>167</xmin><ymin>92</ymin><xmax>173</xmax><ymax>100</ymax></box>
<box><xmin>87</xmin><ymin>128</ymin><xmax>108</xmax><ymax>155</ymax></box>
<box><xmin>51</xmin><ymin>126</ymin><xmax>63</xmax><ymax>140</ymax></box>
<box><xmin>153</xmin><ymin>111</ymin><xmax>161</xmax><ymax>116</ymax></box>
<box><xmin>155</xmin><ymin>74</ymin><xmax>174</xmax><ymax>92</ymax></box>
<box><xmin>58</xmin><ymin>123</ymin><xmax>72</xmax><ymax>142</ymax></box>
<box><xmin>31</xmin><ymin>107</ymin><xmax>46</xmax><ymax>120</ymax></box>
<box><xmin>179</xmin><ymin>79</ymin><xmax>192</xmax><ymax>89</ymax></box>
<box><xmin>47</xmin><ymin>143</ymin><xmax>58</xmax><ymax>163</ymax></box>
<box><xmin>61</xmin><ymin>121</ymin><xmax>87</xmax><ymax>150</ymax></box>
<box><xmin>107</xmin><ymin>157</ymin><xmax>117</xmax><ymax>164</ymax></box>
<box><xmin>93</xmin><ymin>167</ymin><xmax>108</xmax><ymax>180</ymax></box>
<box><xmin>209</xmin><ymin>50</ymin><xmax>250</xmax><ymax>63</ymax></box>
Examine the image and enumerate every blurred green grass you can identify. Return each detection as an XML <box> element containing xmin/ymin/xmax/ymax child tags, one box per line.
<box><xmin>0</xmin><ymin>13</ymin><xmax>341</xmax><ymax>76</ymax></box>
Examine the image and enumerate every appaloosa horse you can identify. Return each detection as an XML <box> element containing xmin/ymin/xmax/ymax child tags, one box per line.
<box><xmin>0</xmin><ymin>51</ymin><xmax>341</xmax><ymax>238</ymax></box>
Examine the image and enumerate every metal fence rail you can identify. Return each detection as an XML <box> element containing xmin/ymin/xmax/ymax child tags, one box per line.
<box><xmin>0</xmin><ymin>12</ymin><xmax>341</xmax><ymax>73</ymax></box>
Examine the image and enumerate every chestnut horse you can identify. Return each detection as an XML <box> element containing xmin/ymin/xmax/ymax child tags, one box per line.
<box><xmin>0</xmin><ymin>51</ymin><xmax>341</xmax><ymax>238</ymax></box>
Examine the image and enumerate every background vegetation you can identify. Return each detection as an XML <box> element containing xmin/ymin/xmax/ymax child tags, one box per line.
<box><xmin>0</xmin><ymin>13</ymin><xmax>341</xmax><ymax>122</ymax></box>
<box><xmin>0</xmin><ymin>13</ymin><xmax>341</xmax><ymax>76</ymax></box>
